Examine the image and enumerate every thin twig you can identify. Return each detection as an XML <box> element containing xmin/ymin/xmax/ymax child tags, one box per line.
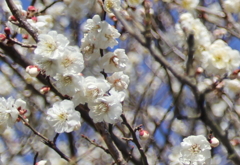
<box><xmin>6</xmin><ymin>0</ymin><xmax>38</xmax><ymax>42</ymax></box>
<box><xmin>53</xmin><ymin>133</ymin><xmax>59</xmax><ymax>144</ymax></box>
<box><xmin>18</xmin><ymin>115</ymin><xmax>71</xmax><ymax>162</ymax></box>
<box><xmin>33</xmin><ymin>152</ymin><xmax>38</xmax><ymax>165</ymax></box>
<box><xmin>8</xmin><ymin>38</ymin><xmax>37</xmax><ymax>48</ymax></box>
<box><xmin>121</xmin><ymin>114</ymin><xmax>149</xmax><ymax>165</ymax></box>
<box><xmin>81</xmin><ymin>134</ymin><xmax>110</xmax><ymax>154</ymax></box>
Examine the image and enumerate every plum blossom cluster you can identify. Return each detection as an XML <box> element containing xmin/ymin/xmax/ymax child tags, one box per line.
<box><xmin>33</xmin><ymin>30</ymin><xmax>84</xmax><ymax>97</ymax></box>
<box><xmin>74</xmin><ymin>15</ymin><xmax>130</xmax><ymax>124</ymax></box>
<box><xmin>81</xmin><ymin>14</ymin><xmax>121</xmax><ymax>60</ymax></box>
<box><xmin>32</xmin><ymin>14</ymin><xmax>130</xmax><ymax>127</ymax></box>
<box><xmin>177</xmin><ymin>12</ymin><xmax>240</xmax><ymax>76</ymax></box>
<box><xmin>0</xmin><ymin>97</ymin><xmax>26</xmax><ymax>133</ymax></box>
<box><xmin>201</xmin><ymin>40</ymin><xmax>240</xmax><ymax>76</ymax></box>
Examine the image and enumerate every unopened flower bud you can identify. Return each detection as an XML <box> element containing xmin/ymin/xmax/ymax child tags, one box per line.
<box><xmin>31</xmin><ymin>16</ymin><xmax>37</xmax><ymax>22</ymax></box>
<box><xmin>108</xmin><ymin>13</ymin><xmax>117</xmax><ymax>21</ymax></box>
<box><xmin>26</xmin><ymin>65</ymin><xmax>40</xmax><ymax>77</ymax></box>
<box><xmin>9</xmin><ymin>15</ymin><xmax>17</xmax><ymax>22</ymax></box>
<box><xmin>22</xmin><ymin>34</ymin><xmax>29</xmax><ymax>39</ymax></box>
<box><xmin>209</xmin><ymin>137</ymin><xmax>219</xmax><ymax>147</ymax></box>
<box><xmin>19</xmin><ymin>109</ymin><xmax>27</xmax><ymax>115</ymax></box>
<box><xmin>196</xmin><ymin>67</ymin><xmax>204</xmax><ymax>75</ymax></box>
<box><xmin>28</xmin><ymin>6</ymin><xmax>37</xmax><ymax>12</ymax></box>
<box><xmin>139</xmin><ymin>128</ymin><xmax>150</xmax><ymax>140</ymax></box>
<box><xmin>4</xmin><ymin>27</ymin><xmax>11</xmax><ymax>35</ymax></box>
<box><xmin>0</xmin><ymin>34</ymin><xmax>6</xmax><ymax>42</ymax></box>
<box><xmin>40</xmin><ymin>86</ymin><xmax>50</xmax><ymax>95</ymax></box>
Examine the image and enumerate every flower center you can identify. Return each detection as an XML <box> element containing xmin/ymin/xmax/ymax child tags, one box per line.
<box><xmin>95</xmin><ymin>102</ymin><xmax>109</xmax><ymax>115</ymax></box>
<box><xmin>189</xmin><ymin>144</ymin><xmax>201</xmax><ymax>154</ymax></box>
<box><xmin>82</xmin><ymin>44</ymin><xmax>94</xmax><ymax>55</ymax></box>
<box><xmin>45</xmin><ymin>41</ymin><xmax>57</xmax><ymax>52</ymax></box>
<box><xmin>86</xmin><ymin>87</ymin><xmax>100</xmax><ymax>99</ymax></box>
<box><xmin>63</xmin><ymin>76</ymin><xmax>72</xmax><ymax>85</ymax></box>
<box><xmin>62</xmin><ymin>57</ymin><xmax>73</xmax><ymax>68</ymax></box>
<box><xmin>58</xmin><ymin>113</ymin><xmax>67</xmax><ymax>121</ymax></box>
<box><xmin>110</xmin><ymin>56</ymin><xmax>119</xmax><ymax>66</ymax></box>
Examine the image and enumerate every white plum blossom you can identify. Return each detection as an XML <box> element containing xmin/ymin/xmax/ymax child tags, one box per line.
<box><xmin>88</xmin><ymin>89</ymin><xmax>125</xmax><ymax>123</ymax></box>
<box><xmin>107</xmin><ymin>71</ymin><xmax>130</xmax><ymax>91</ymax></box>
<box><xmin>223</xmin><ymin>0</ymin><xmax>240</xmax><ymax>13</ymax></box>
<box><xmin>104</xmin><ymin>0</ymin><xmax>121</xmax><ymax>13</ymax></box>
<box><xmin>180</xmin><ymin>135</ymin><xmax>211</xmax><ymax>164</ymax></box>
<box><xmin>81</xmin><ymin>35</ymin><xmax>100</xmax><ymax>61</ymax></box>
<box><xmin>46</xmin><ymin>100</ymin><xmax>81</xmax><ymax>133</ymax></box>
<box><xmin>82</xmin><ymin>15</ymin><xmax>120</xmax><ymax>50</ymax></box>
<box><xmin>33</xmin><ymin>55</ymin><xmax>58</xmax><ymax>76</ymax></box>
<box><xmin>54</xmin><ymin>73</ymin><xmax>84</xmax><ymax>96</ymax></box>
<box><xmin>98</xmin><ymin>22</ymin><xmax>121</xmax><ymax>49</ymax></box>
<box><xmin>72</xmin><ymin>76</ymin><xmax>111</xmax><ymax>106</ymax></box>
<box><xmin>223</xmin><ymin>79</ymin><xmax>240</xmax><ymax>98</ymax></box>
<box><xmin>179</xmin><ymin>0</ymin><xmax>199</xmax><ymax>10</ymax></box>
<box><xmin>201</xmin><ymin>40</ymin><xmax>240</xmax><ymax>76</ymax></box>
<box><xmin>83</xmin><ymin>15</ymin><xmax>102</xmax><ymax>33</ymax></box>
<box><xmin>57</xmin><ymin>46</ymin><xmax>84</xmax><ymax>74</ymax></box>
<box><xmin>168</xmin><ymin>145</ymin><xmax>183</xmax><ymax>165</ymax></box>
<box><xmin>100</xmin><ymin>49</ymin><xmax>128</xmax><ymax>73</ymax></box>
<box><xmin>0</xmin><ymin>97</ymin><xmax>26</xmax><ymax>133</ymax></box>
<box><xmin>34</xmin><ymin>31</ymin><xmax>69</xmax><ymax>58</ymax></box>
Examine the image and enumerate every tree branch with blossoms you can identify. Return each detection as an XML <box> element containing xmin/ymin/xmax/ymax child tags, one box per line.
<box><xmin>2</xmin><ymin>0</ymin><xmax>240</xmax><ymax>164</ymax></box>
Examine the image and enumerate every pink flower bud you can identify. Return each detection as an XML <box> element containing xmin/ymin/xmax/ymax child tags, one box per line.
<box><xmin>40</xmin><ymin>86</ymin><xmax>50</xmax><ymax>95</ymax></box>
<box><xmin>22</xmin><ymin>34</ymin><xmax>29</xmax><ymax>39</ymax></box>
<box><xmin>28</xmin><ymin>6</ymin><xmax>37</xmax><ymax>12</ymax></box>
<box><xmin>196</xmin><ymin>67</ymin><xmax>204</xmax><ymax>75</ymax></box>
<box><xmin>209</xmin><ymin>137</ymin><xmax>219</xmax><ymax>147</ymax></box>
<box><xmin>0</xmin><ymin>34</ymin><xmax>6</xmax><ymax>42</ymax></box>
<box><xmin>19</xmin><ymin>109</ymin><xmax>27</xmax><ymax>115</ymax></box>
<box><xmin>139</xmin><ymin>128</ymin><xmax>150</xmax><ymax>140</ymax></box>
<box><xmin>31</xmin><ymin>16</ymin><xmax>37</xmax><ymax>22</ymax></box>
<box><xmin>9</xmin><ymin>15</ymin><xmax>17</xmax><ymax>21</ymax></box>
<box><xmin>26</xmin><ymin>65</ymin><xmax>40</xmax><ymax>77</ymax></box>
<box><xmin>4</xmin><ymin>27</ymin><xmax>11</xmax><ymax>35</ymax></box>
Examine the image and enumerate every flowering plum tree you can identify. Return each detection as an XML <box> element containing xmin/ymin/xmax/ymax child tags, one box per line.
<box><xmin>0</xmin><ymin>0</ymin><xmax>240</xmax><ymax>165</ymax></box>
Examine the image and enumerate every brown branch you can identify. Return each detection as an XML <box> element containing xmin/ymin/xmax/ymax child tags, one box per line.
<box><xmin>8</xmin><ymin>38</ymin><xmax>37</xmax><ymax>48</ymax></box>
<box><xmin>113</xmin><ymin>8</ymin><xmax>240</xmax><ymax>165</ymax></box>
<box><xmin>0</xmin><ymin>43</ymin><xmax>141</xmax><ymax>165</ymax></box>
<box><xmin>33</xmin><ymin>152</ymin><xmax>38</xmax><ymax>165</ymax></box>
<box><xmin>18</xmin><ymin>115</ymin><xmax>71</xmax><ymax>162</ymax></box>
<box><xmin>6</xmin><ymin>0</ymin><xmax>39</xmax><ymax>42</ymax></box>
<box><xmin>196</xmin><ymin>5</ymin><xmax>225</xmax><ymax>18</ymax></box>
<box><xmin>197</xmin><ymin>94</ymin><xmax>240</xmax><ymax>164</ymax></box>
<box><xmin>95</xmin><ymin>122</ymin><xmax>127</xmax><ymax>165</ymax></box>
<box><xmin>121</xmin><ymin>114</ymin><xmax>149</xmax><ymax>165</ymax></box>
<box><xmin>112</xmin><ymin>9</ymin><xmax>196</xmax><ymax>90</ymax></box>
